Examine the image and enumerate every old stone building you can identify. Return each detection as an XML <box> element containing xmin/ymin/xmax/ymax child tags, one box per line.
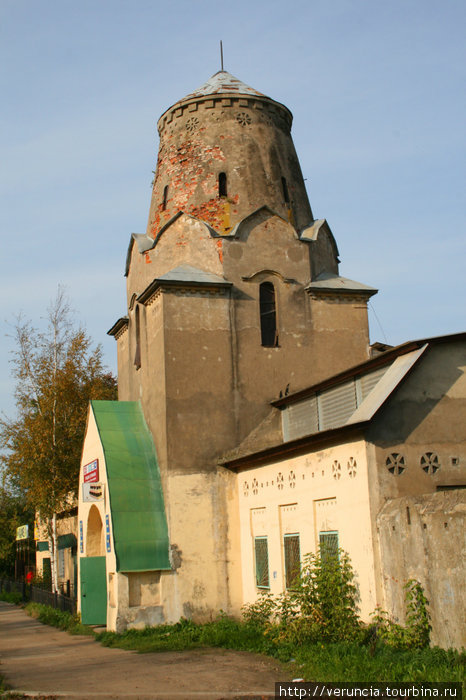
<box><xmin>76</xmin><ymin>71</ymin><xmax>465</xmax><ymax>646</ymax></box>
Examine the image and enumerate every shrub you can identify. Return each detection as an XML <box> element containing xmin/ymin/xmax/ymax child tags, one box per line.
<box><xmin>371</xmin><ymin>579</ymin><xmax>431</xmax><ymax>650</ymax></box>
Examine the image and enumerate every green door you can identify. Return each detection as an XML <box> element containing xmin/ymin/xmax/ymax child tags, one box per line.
<box><xmin>80</xmin><ymin>556</ymin><xmax>107</xmax><ymax>625</ymax></box>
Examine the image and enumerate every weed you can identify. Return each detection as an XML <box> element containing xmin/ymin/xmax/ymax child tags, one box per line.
<box><xmin>25</xmin><ymin>602</ymin><xmax>94</xmax><ymax>636</ymax></box>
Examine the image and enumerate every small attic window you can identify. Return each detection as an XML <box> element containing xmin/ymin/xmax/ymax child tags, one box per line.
<box><xmin>162</xmin><ymin>185</ymin><xmax>169</xmax><ymax>211</ymax></box>
<box><xmin>281</xmin><ymin>177</ymin><xmax>290</xmax><ymax>205</ymax></box>
<box><xmin>219</xmin><ymin>172</ymin><xmax>227</xmax><ymax>198</ymax></box>
<box><xmin>260</xmin><ymin>281</ymin><xmax>278</xmax><ymax>347</ymax></box>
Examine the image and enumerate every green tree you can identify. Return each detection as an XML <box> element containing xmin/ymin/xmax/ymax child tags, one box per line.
<box><xmin>0</xmin><ymin>289</ymin><xmax>117</xmax><ymax>590</ymax></box>
<box><xmin>0</xmin><ymin>478</ymin><xmax>33</xmax><ymax>576</ymax></box>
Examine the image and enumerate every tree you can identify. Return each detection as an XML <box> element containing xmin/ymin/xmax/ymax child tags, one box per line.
<box><xmin>0</xmin><ymin>477</ymin><xmax>33</xmax><ymax>577</ymax></box>
<box><xmin>0</xmin><ymin>289</ymin><xmax>117</xmax><ymax>591</ymax></box>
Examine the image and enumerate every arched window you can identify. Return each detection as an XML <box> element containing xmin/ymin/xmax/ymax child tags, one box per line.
<box><xmin>219</xmin><ymin>172</ymin><xmax>227</xmax><ymax>198</ymax></box>
<box><xmin>134</xmin><ymin>304</ymin><xmax>141</xmax><ymax>369</ymax></box>
<box><xmin>86</xmin><ymin>506</ymin><xmax>104</xmax><ymax>557</ymax></box>
<box><xmin>260</xmin><ymin>282</ymin><xmax>278</xmax><ymax>347</ymax></box>
<box><xmin>281</xmin><ymin>177</ymin><xmax>290</xmax><ymax>205</ymax></box>
<box><xmin>162</xmin><ymin>185</ymin><xmax>169</xmax><ymax>211</ymax></box>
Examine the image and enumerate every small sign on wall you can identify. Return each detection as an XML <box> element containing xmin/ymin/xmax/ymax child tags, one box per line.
<box><xmin>79</xmin><ymin>521</ymin><xmax>83</xmax><ymax>553</ymax></box>
<box><xmin>82</xmin><ymin>482</ymin><xmax>104</xmax><ymax>502</ymax></box>
<box><xmin>83</xmin><ymin>459</ymin><xmax>99</xmax><ymax>483</ymax></box>
<box><xmin>105</xmin><ymin>515</ymin><xmax>111</xmax><ymax>553</ymax></box>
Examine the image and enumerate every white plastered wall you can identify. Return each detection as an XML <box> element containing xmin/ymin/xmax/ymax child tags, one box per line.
<box><xmin>237</xmin><ymin>437</ymin><xmax>378</xmax><ymax>619</ymax></box>
<box><xmin>77</xmin><ymin>407</ymin><xmax>118</xmax><ymax>626</ymax></box>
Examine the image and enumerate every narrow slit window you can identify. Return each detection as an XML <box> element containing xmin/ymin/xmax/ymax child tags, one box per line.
<box><xmin>284</xmin><ymin>534</ymin><xmax>301</xmax><ymax>589</ymax></box>
<box><xmin>254</xmin><ymin>536</ymin><xmax>270</xmax><ymax>589</ymax></box>
<box><xmin>134</xmin><ymin>305</ymin><xmax>141</xmax><ymax>369</ymax></box>
<box><xmin>219</xmin><ymin>172</ymin><xmax>227</xmax><ymax>197</ymax></box>
<box><xmin>281</xmin><ymin>177</ymin><xmax>290</xmax><ymax>205</ymax></box>
<box><xmin>162</xmin><ymin>185</ymin><xmax>169</xmax><ymax>211</ymax></box>
<box><xmin>260</xmin><ymin>282</ymin><xmax>278</xmax><ymax>347</ymax></box>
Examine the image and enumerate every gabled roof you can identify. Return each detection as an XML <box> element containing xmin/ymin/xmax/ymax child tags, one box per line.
<box><xmin>91</xmin><ymin>401</ymin><xmax>170</xmax><ymax>572</ymax></box>
<box><xmin>222</xmin><ymin>332</ymin><xmax>466</xmax><ymax>469</ymax></box>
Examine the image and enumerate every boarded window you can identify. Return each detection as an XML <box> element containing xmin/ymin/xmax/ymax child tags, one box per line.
<box><xmin>260</xmin><ymin>282</ymin><xmax>278</xmax><ymax>347</ymax></box>
<box><xmin>284</xmin><ymin>534</ymin><xmax>300</xmax><ymax>589</ymax></box>
<box><xmin>254</xmin><ymin>536</ymin><xmax>270</xmax><ymax>588</ymax></box>
<box><xmin>319</xmin><ymin>531</ymin><xmax>339</xmax><ymax>563</ymax></box>
<box><xmin>219</xmin><ymin>172</ymin><xmax>227</xmax><ymax>197</ymax></box>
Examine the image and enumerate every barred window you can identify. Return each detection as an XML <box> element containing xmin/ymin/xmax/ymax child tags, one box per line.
<box><xmin>254</xmin><ymin>536</ymin><xmax>270</xmax><ymax>589</ymax></box>
<box><xmin>319</xmin><ymin>530</ymin><xmax>339</xmax><ymax>563</ymax></box>
<box><xmin>284</xmin><ymin>534</ymin><xmax>300</xmax><ymax>589</ymax></box>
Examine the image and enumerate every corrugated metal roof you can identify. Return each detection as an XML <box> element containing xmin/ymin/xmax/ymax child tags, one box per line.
<box><xmin>91</xmin><ymin>401</ymin><xmax>171</xmax><ymax>573</ymax></box>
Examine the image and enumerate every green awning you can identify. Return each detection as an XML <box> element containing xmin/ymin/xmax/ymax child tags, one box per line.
<box><xmin>91</xmin><ymin>400</ymin><xmax>171</xmax><ymax>573</ymax></box>
<box><xmin>58</xmin><ymin>533</ymin><xmax>77</xmax><ymax>550</ymax></box>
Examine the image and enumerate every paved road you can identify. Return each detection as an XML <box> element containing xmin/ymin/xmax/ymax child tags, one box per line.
<box><xmin>0</xmin><ymin>602</ymin><xmax>286</xmax><ymax>699</ymax></box>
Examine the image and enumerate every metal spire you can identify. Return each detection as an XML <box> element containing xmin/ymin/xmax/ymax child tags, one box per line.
<box><xmin>220</xmin><ymin>40</ymin><xmax>224</xmax><ymax>71</ymax></box>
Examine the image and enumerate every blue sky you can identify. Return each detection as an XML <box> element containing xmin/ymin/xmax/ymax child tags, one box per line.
<box><xmin>1</xmin><ymin>0</ymin><xmax>465</xmax><ymax>418</ymax></box>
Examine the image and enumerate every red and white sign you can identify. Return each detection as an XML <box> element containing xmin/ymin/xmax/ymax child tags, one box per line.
<box><xmin>83</xmin><ymin>459</ymin><xmax>99</xmax><ymax>483</ymax></box>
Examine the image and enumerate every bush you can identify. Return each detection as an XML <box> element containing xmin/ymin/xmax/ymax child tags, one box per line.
<box><xmin>242</xmin><ymin>548</ymin><xmax>362</xmax><ymax>645</ymax></box>
<box><xmin>371</xmin><ymin>579</ymin><xmax>432</xmax><ymax>650</ymax></box>
<box><xmin>0</xmin><ymin>590</ymin><xmax>23</xmax><ymax>605</ymax></box>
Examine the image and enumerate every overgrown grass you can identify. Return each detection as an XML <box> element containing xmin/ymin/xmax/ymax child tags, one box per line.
<box><xmin>96</xmin><ymin>616</ymin><xmax>465</xmax><ymax>685</ymax></box>
<box><xmin>0</xmin><ymin>591</ymin><xmax>23</xmax><ymax>605</ymax></box>
<box><xmin>25</xmin><ymin>601</ymin><xmax>94</xmax><ymax>636</ymax></box>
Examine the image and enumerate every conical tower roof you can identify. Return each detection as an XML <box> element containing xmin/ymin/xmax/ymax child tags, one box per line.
<box><xmin>182</xmin><ymin>70</ymin><xmax>266</xmax><ymax>100</ymax></box>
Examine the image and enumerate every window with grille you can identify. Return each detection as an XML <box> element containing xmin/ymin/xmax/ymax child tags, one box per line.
<box><xmin>254</xmin><ymin>536</ymin><xmax>270</xmax><ymax>588</ymax></box>
<box><xmin>260</xmin><ymin>282</ymin><xmax>278</xmax><ymax>347</ymax></box>
<box><xmin>319</xmin><ymin>531</ymin><xmax>339</xmax><ymax>563</ymax></box>
<box><xmin>58</xmin><ymin>548</ymin><xmax>65</xmax><ymax>579</ymax></box>
<box><xmin>284</xmin><ymin>534</ymin><xmax>300</xmax><ymax>589</ymax></box>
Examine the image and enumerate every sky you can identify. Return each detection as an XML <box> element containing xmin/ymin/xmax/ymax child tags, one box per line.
<box><xmin>0</xmin><ymin>0</ymin><xmax>465</xmax><ymax>419</ymax></box>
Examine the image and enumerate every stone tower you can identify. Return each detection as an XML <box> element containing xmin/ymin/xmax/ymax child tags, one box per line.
<box><xmin>108</xmin><ymin>71</ymin><xmax>376</xmax><ymax>624</ymax></box>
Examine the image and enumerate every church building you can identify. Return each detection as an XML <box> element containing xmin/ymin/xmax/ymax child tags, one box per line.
<box><xmin>77</xmin><ymin>71</ymin><xmax>465</xmax><ymax>648</ymax></box>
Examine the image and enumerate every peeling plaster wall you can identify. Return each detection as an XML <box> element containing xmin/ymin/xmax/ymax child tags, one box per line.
<box><xmin>377</xmin><ymin>491</ymin><xmax>466</xmax><ymax>649</ymax></box>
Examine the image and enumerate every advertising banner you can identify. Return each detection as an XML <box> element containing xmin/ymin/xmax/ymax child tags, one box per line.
<box><xmin>83</xmin><ymin>459</ymin><xmax>99</xmax><ymax>483</ymax></box>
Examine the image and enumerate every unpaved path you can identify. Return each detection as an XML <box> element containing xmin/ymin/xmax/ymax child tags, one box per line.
<box><xmin>0</xmin><ymin>602</ymin><xmax>287</xmax><ymax>699</ymax></box>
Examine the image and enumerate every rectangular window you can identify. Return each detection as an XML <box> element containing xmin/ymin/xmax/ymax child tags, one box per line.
<box><xmin>58</xmin><ymin>548</ymin><xmax>65</xmax><ymax>579</ymax></box>
<box><xmin>319</xmin><ymin>530</ymin><xmax>339</xmax><ymax>563</ymax></box>
<box><xmin>284</xmin><ymin>533</ymin><xmax>300</xmax><ymax>589</ymax></box>
<box><xmin>254</xmin><ymin>536</ymin><xmax>270</xmax><ymax>588</ymax></box>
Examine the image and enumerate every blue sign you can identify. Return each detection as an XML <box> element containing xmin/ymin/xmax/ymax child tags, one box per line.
<box><xmin>79</xmin><ymin>521</ymin><xmax>83</xmax><ymax>553</ymax></box>
<box><xmin>105</xmin><ymin>514</ymin><xmax>111</xmax><ymax>553</ymax></box>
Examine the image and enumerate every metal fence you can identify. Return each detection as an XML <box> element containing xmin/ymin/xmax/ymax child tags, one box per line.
<box><xmin>0</xmin><ymin>577</ymin><xmax>76</xmax><ymax>615</ymax></box>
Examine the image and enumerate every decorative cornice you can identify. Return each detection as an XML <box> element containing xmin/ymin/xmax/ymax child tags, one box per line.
<box><xmin>137</xmin><ymin>277</ymin><xmax>232</xmax><ymax>307</ymax></box>
<box><xmin>157</xmin><ymin>94</ymin><xmax>292</xmax><ymax>135</ymax></box>
<box><xmin>107</xmin><ymin>317</ymin><xmax>129</xmax><ymax>340</ymax></box>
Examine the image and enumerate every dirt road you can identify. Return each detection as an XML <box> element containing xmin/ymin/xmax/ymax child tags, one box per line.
<box><xmin>0</xmin><ymin>602</ymin><xmax>287</xmax><ymax>699</ymax></box>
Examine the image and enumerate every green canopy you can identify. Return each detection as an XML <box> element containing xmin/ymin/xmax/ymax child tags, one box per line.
<box><xmin>91</xmin><ymin>400</ymin><xmax>171</xmax><ymax>572</ymax></box>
